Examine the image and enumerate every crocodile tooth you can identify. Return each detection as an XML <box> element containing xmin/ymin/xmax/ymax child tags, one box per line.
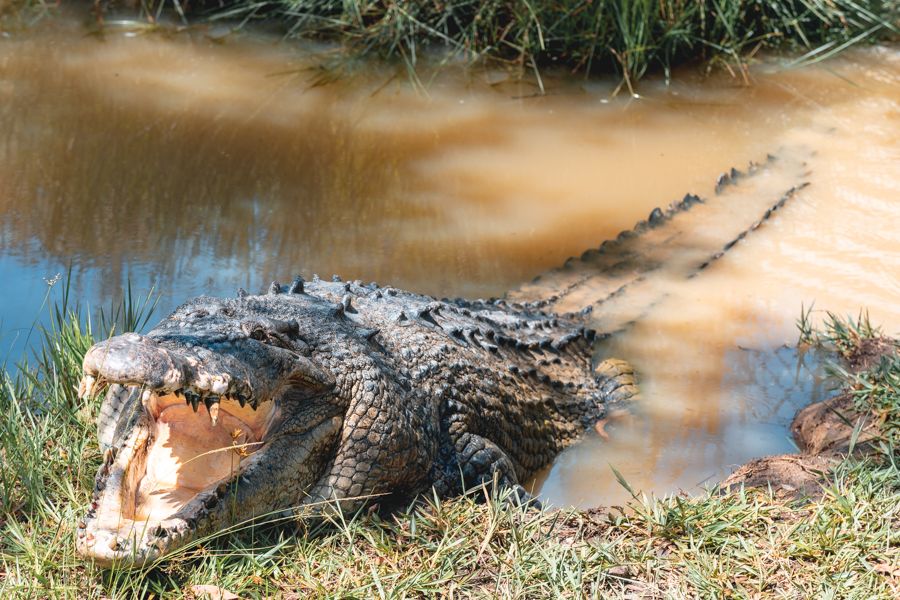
<box><xmin>78</xmin><ymin>375</ymin><xmax>95</xmax><ymax>399</ymax></box>
<box><xmin>87</xmin><ymin>375</ymin><xmax>100</xmax><ymax>398</ymax></box>
<box><xmin>208</xmin><ymin>401</ymin><xmax>220</xmax><ymax>427</ymax></box>
<box><xmin>203</xmin><ymin>396</ymin><xmax>219</xmax><ymax>425</ymax></box>
<box><xmin>185</xmin><ymin>392</ymin><xmax>200</xmax><ymax>413</ymax></box>
<box><xmin>141</xmin><ymin>389</ymin><xmax>158</xmax><ymax>415</ymax></box>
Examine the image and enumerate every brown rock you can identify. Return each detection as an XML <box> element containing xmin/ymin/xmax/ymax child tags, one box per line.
<box><xmin>720</xmin><ymin>454</ymin><xmax>836</xmax><ymax>500</ymax></box>
<box><xmin>791</xmin><ymin>393</ymin><xmax>880</xmax><ymax>455</ymax></box>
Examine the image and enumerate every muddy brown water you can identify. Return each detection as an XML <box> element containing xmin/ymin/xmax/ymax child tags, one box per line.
<box><xmin>1</xmin><ymin>16</ymin><xmax>898</xmax><ymax>506</ymax></box>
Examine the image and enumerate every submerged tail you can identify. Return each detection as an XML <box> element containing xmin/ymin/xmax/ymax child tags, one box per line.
<box><xmin>507</xmin><ymin>148</ymin><xmax>812</xmax><ymax>333</ymax></box>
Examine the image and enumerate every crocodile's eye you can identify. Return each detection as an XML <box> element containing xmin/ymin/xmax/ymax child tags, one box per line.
<box><xmin>240</xmin><ymin>318</ymin><xmax>303</xmax><ymax>351</ymax></box>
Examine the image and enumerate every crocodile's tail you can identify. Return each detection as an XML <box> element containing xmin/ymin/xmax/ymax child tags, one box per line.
<box><xmin>507</xmin><ymin>148</ymin><xmax>812</xmax><ymax>334</ymax></box>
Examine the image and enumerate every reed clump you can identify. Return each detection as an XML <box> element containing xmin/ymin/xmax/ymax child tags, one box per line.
<box><xmin>179</xmin><ymin>0</ymin><xmax>897</xmax><ymax>81</ymax></box>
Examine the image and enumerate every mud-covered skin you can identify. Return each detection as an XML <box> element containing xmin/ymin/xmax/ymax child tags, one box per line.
<box><xmin>77</xmin><ymin>277</ymin><xmax>637</xmax><ymax>565</ymax></box>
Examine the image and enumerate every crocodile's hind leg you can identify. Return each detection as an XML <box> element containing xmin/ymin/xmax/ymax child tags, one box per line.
<box><xmin>591</xmin><ymin>358</ymin><xmax>640</xmax><ymax>439</ymax></box>
<box><xmin>453</xmin><ymin>432</ymin><xmax>538</xmax><ymax>507</ymax></box>
<box><xmin>594</xmin><ymin>358</ymin><xmax>639</xmax><ymax>409</ymax></box>
<box><xmin>447</xmin><ymin>360</ymin><xmax>640</xmax><ymax>506</ymax></box>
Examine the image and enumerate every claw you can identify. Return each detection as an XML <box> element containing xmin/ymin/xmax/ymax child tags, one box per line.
<box><xmin>141</xmin><ymin>389</ymin><xmax>158</xmax><ymax>415</ymax></box>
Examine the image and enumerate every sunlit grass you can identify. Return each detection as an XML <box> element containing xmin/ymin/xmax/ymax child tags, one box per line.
<box><xmin>0</xmin><ymin>288</ymin><xmax>898</xmax><ymax>597</ymax></box>
<box><xmin>815</xmin><ymin>312</ymin><xmax>900</xmax><ymax>446</ymax></box>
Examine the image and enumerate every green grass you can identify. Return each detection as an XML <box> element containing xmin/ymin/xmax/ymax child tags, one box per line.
<box><xmin>7</xmin><ymin>0</ymin><xmax>898</xmax><ymax>84</ymax></box>
<box><xmin>0</xmin><ymin>291</ymin><xmax>898</xmax><ymax>597</ymax></box>
<box><xmin>814</xmin><ymin>312</ymin><xmax>900</xmax><ymax>446</ymax></box>
<box><xmin>143</xmin><ymin>0</ymin><xmax>899</xmax><ymax>83</ymax></box>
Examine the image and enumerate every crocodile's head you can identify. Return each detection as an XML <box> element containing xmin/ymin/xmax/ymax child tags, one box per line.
<box><xmin>75</xmin><ymin>290</ymin><xmax>347</xmax><ymax>566</ymax></box>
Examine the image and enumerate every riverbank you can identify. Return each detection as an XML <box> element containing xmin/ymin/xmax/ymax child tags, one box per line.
<box><xmin>0</xmin><ymin>295</ymin><xmax>897</xmax><ymax>597</ymax></box>
<box><xmin>2</xmin><ymin>0</ymin><xmax>898</xmax><ymax>83</ymax></box>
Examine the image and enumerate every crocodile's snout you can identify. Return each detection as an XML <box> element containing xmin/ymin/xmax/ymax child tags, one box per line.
<box><xmin>82</xmin><ymin>332</ymin><xmax>252</xmax><ymax>408</ymax></box>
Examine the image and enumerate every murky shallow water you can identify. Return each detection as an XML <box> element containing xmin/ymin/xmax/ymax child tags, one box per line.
<box><xmin>1</xmin><ymin>16</ymin><xmax>898</xmax><ymax>506</ymax></box>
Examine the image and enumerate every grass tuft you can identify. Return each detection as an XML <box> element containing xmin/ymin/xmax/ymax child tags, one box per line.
<box><xmin>818</xmin><ymin>313</ymin><xmax>900</xmax><ymax>446</ymax></box>
<box><xmin>152</xmin><ymin>0</ymin><xmax>900</xmax><ymax>82</ymax></box>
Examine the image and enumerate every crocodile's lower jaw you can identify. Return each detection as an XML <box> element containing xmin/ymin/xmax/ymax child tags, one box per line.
<box><xmin>77</xmin><ymin>391</ymin><xmax>276</xmax><ymax>566</ymax></box>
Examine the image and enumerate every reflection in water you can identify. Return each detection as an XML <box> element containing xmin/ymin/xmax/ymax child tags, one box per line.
<box><xmin>530</xmin><ymin>346</ymin><xmax>835</xmax><ymax>507</ymax></box>
<box><xmin>0</xmin><ymin>16</ymin><xmax>898</xmax><ymax>505</ymax></box>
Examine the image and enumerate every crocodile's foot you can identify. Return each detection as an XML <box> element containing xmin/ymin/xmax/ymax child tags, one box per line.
<box><xmin>595</xmin><ymin>358</ymin><xmax>640</xmax><ymax>407</ymax></box>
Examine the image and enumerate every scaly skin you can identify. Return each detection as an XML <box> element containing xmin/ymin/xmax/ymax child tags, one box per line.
<box><xmin>76</xmin><ymin>278</ymin><xmax>637</xmax><ymax>565</ymax></box>
<box><xmin>75</xmin><ymin>149</ymin><xmax>810</xmax><ymax>566</ymax></box>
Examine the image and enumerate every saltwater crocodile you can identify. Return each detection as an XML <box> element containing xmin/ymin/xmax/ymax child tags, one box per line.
<box><xmin>75</xmin><ymin>150</ymin><xmax>810</xmax><ymax>565</ymax></box>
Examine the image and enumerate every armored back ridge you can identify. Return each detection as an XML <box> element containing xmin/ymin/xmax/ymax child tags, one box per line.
<box><xmin>76</xmin><ymin>150</ymin><xmax>810</xmax><ymax>565</ymax></box>
<box><xmin>510</xmin><ymin>149</ymin><xmax>812</xmax><ymax>330</ymax></box>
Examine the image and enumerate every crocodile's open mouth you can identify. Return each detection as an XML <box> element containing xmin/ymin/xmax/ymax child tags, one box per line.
<box><xmin>76</xmin><ymin>375</ymin><xmax>278</xmax><ymax>565</ymax></box>
<box><xmin>75</xmin><ymin>326</ymin><xmax>339</xmax><ymax>565</ymax></box>
<box><xmin>127</xmin><ymin>390</ymin><xmax>273</xmax><ymax>523</ymax></box>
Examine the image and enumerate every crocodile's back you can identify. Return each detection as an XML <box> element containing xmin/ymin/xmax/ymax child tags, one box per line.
<box><xmin>302</xmin><ymin>278</ymin><xmax>612</xmax><ymax>481</ymax></box>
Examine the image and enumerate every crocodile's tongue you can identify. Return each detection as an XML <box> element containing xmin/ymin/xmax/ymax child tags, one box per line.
<box><xmin>128</xmin><ymin>390</ymin><xmax>274</xmax><ymax>519</ymax></box>
<box><xmin>133</xmin><ymin>396</ymin><xmax>261</xmax><ymax>522</ymax></box>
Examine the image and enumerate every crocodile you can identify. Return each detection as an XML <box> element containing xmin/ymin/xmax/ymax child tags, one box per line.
<box><xmin>75</xmin><ymin>150</ymin><xmax>811</xmax><ymax>566</ymax></box>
